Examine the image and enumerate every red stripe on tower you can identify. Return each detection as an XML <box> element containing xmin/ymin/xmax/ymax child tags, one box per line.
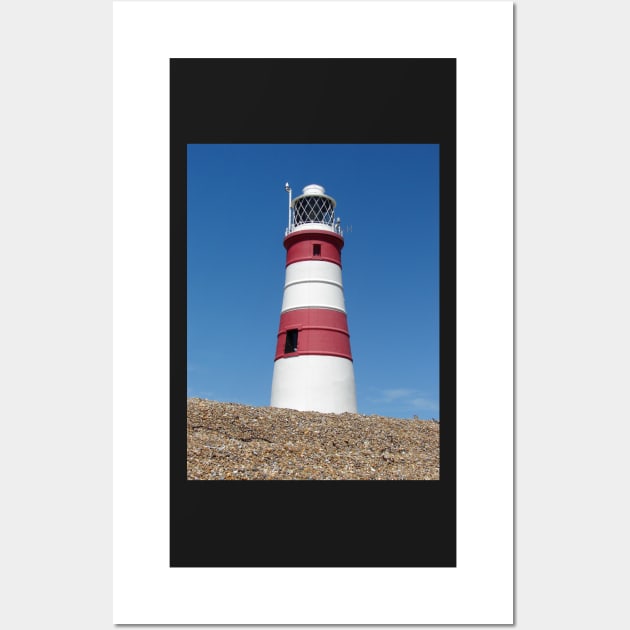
<box><xmin>284</xmin><ymin>230</ymin><xmax>343</xmax><ymax>267</ymax></box>
<box><xmin>274</xmin><ymin>308</ymin><xmax>352</xmax><ymax>361</ymax></box>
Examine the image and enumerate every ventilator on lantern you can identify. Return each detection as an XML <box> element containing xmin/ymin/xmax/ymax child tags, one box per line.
<box><xmin>270</xmin><ymin>183</ymin><xmax>357</xmax><ymax>413</ymax></box>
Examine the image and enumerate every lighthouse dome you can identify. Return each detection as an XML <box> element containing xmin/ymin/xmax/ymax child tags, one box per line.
<box><xmin>302</xmin><ymin>184</ymin><xmax>326</xmax><ymax>196</ymax></box>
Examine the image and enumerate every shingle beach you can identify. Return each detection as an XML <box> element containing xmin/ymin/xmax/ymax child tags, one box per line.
<box><xmin>187</xmin><ymin>398</ymin><xmax>440</xmax><ymax>480</ymax></box>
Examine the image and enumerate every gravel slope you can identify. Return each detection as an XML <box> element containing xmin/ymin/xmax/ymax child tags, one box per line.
<box><xmin>187</xmin><ymin>398</ymin><xmax>440</xmax><ymax>480</ymax></box>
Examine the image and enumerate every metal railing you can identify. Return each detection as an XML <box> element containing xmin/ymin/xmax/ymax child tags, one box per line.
<box><xmin>285</xmin><ymin>222</ymin><xmax>343</xmax><ymax>237</ymax></box>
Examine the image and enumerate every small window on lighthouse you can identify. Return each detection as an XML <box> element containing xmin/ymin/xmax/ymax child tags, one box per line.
<box><xmin>284</xmin><ymin>329</ymin><xmax>299</xmax><ymax>353</ymax></box>
<box><xmin>313</xmin><ymin>244</ymin><xmax>321</xmax><ymax>257</ymax></box>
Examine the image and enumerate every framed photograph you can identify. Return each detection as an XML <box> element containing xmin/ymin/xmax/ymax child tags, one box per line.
<box><xmin>173</xmin><ymin>58</ymin><xmax>455</xmax><ymax>569</ymax></box>
<box><xmin>114</xmin><ymin>1</ymin><xmax>512</xmax><ymax>623</ymax></box>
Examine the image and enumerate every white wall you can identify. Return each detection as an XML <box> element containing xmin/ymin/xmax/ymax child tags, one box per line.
<box><xmin>270</xmin><ymin>355</ymin><xmax>358</xmax><ymax>413</ymax></box>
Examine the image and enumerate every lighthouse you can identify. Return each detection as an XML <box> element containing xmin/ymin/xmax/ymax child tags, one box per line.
<box><xmin>270</xmin><ymin>183</ymin><xmax>357</xmax><ymax>413</ymax></box>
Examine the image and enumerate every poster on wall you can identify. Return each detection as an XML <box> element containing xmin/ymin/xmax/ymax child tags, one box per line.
<box><xmin>114</xmin><ymin>1</ymin><xmax>513</xmax><ymax>624</ymax></box>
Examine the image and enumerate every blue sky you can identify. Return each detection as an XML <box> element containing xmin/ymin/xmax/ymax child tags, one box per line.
<box><xmin>187</xmin><ymin>144</ymin><xmax>440</xmax><ymax>419</ymax></box>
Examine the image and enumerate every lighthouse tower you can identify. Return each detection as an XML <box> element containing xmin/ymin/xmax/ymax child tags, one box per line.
<box><xmin>270</xmin><ymin>183</ymin><xmax>357</xmax><ymax>413</ymax></box>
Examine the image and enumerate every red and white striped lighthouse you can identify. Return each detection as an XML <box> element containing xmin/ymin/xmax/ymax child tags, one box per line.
<box><xmin>270</xmin><ymin>183</ymin><xmax>357</xmax><ymax>413</ymax></box>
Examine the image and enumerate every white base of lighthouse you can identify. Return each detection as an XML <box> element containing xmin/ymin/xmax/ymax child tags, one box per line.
<box><xmin>270</xmin><ymin>355</ymin><xmax>357</xmax><ymax>414</ymax></box>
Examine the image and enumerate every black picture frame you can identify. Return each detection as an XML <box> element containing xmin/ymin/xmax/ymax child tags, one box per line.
<box><xmin>171</xmin><ymin>59</ymin><xmax>456</xmax><ymax>567</ymax></box>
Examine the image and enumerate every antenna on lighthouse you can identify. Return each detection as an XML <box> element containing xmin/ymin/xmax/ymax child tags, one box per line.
<box><xmin>284</xmin><ymin>182</ymin><xmax>292</xmax><ymax>231</ymax></box>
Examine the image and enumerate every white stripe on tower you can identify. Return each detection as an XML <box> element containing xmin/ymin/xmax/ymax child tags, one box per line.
<box><xmin>281</xmin><ymin>260</ymin><xmax>346</xmax><ymax>312</ymax></box>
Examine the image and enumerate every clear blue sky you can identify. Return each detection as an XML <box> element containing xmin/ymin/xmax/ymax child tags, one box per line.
<box><xmin>187</xmin><ymin>144</ymin><xmax>440</xmax><ymax>419</ymax></box>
